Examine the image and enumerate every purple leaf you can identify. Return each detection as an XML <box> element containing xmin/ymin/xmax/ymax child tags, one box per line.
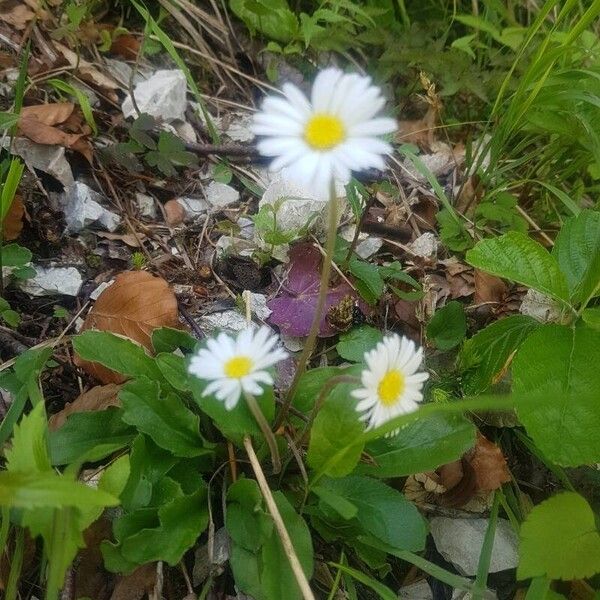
<box><xmin>267</xmin><ymin>242</ymin><xmax>363</xmax><ymax>338</ymax></box>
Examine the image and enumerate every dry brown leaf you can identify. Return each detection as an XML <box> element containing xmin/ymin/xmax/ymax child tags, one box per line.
<box><xmin>95</xmin><ymin>231</ymin><xmax>147</xmax><ymax>247</ymax></box>
<box><xmin>110</xmin><ymin>34</ymin><xmax>142</xmax><ymax>59</ymax></box>
<box><xmin>468</xmin><ymin>432</ymin><xmax>511</xmax><ymax>491</ymax></box>
<box><xmin>164</xmin><ymin>199</ymin><xmax>186</xmax><ymax>226</ymax></box>
<box><xmin>54</xmin><ymin>41</ymin><xmax>120</xmax><ymax>94</ymax></box>
<box><xmin>395</xmin><ymin>104</ymin><xmax>438</xmax><ymax>149</ymax></box>
<box><xmin>2</xmin><ymin>195</ymin><xmax>25</xmax><ymax>241</ymax></box>
<box><xmin>111</xmin><ymin>563</ymin><xmax>157</xmax><ymax>600</ymax></box>
<box><xmin>75</xmin><ymin>271</ymin><xmax>179</xmax><ymax>384</ymax></box>
<box><xmin>474</xmin><ymin>270</ymin><xmax>508</xmax><ymax>305</ymax></box>
<box><xmin>48</xmin><ymin>384</ymin><xmax>121</xmax><ymax>430</ymax></box>
<box><xmin>21</xmin><ymin>103</ymin><xmax>74</xmax><ymax>126</ymax></box>
<box><xmin>0</xmin><ymin>2</ymin><xmax>35</xmax><ymax>29</ymax></box>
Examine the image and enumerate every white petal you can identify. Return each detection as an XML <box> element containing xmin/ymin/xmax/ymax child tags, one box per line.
<box><xmin>311</xmin><ymin>68</ymin><xmax>343</xmax><ymax>112</ymax></box>
<box><xmin>253</xmin><ymin>114</ymin><xmax>303</xmax><ymax>136</ymax></box>
<box><xmin>257</xmin><ymin>136</ymin><xmax>302</xmax><ymax>157</ymax></box>
<box><xmin>348</xmin><ymin>117</ymin><xmax>397</xmax><ymax>137</ymax></box>
<box><xmin>282</xmin><ymin>82</ymin><xmax>312</xmax><ymax>115</ymax></box>
<box><xmin>261</xmin><ymin>96</ymin><xmax>306</xmax><ymax>123</ymax></box>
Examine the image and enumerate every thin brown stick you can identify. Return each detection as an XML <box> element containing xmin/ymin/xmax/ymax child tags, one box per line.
<box><xmin>243</xmin><ymin>436</ymin><xmax>315</xmax><ymax>600</ymax></box>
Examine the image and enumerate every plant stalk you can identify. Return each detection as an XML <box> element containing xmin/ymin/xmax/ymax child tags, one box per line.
<box><xmin>275</xmin><ymin>181</ymin><xmax>339</xmax><ymax>429</ymax></box>
<box><xmin>243</xmin><ymin>436</ymin><xmax>315</xmax><ymax>600</ymax></box>
<box><xmin>244</xmin><ymin>391</ymin><xmax>281</xmax><ymax>474</ymax></box>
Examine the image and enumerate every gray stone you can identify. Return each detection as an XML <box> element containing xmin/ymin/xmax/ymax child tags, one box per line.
<box><xmin>205</xmin><ymin>181</ymin><xmax>240</xmax><ymax>209</ymax></box>
<box><xmin>18</xmin><ymin>266</ymin><xmax>82</xmax><ymax>297</ymax></box>
<box><xmin>177</xmin><ymin>196</ymin><xmax>210</xmax><ymax>220</ymax></box>
<box><xmin>135</xmin><ymin>192</ymin><xmax>156</xmax><ymax>218</ymax></box>
<box><xmin>11</xmin><ymin>138</ymin><xmax>74</xmax><ymax>187</ymax></box>
<box><xmin>63</xmin><ymin>182</ymin><xmax>121</xmax><ymax>233</ymax></box>
<box><xmin>430</xmin><ymin>517</ymin><xmax>518</xmax><ymax>576</ymax></box>
<box><xmin>122</xmin><ymin>69</ymin><xmax>187</xmax><ymax>121</ymax></box>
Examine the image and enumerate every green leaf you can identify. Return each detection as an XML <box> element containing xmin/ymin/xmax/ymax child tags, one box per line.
<box><xmin>120</xmin><ymin>378</ymin><xmax>208</xmax><ymax>458</ymax></box>
<box><xmin>107</xmin><ymin>486</ymin><xmax>209</xmax><ymax>567</ymax></box>
<box><xmin>1</xmin><ymin>243</ymin><xmax>32</xmax><ymax>267</ymax></box>
<box><xmin>355</xmin><ymin>414</ymin><xmax>476</xmax><ymax>478</ymax></box>
<box><xmin>312</xmin><ymin>485</ymin><xmax>358</xmax><ymax>520</ymax></box>
<box><xmin>336</xmin><ymin>325</ymin><xmax>383</xmax><ymax>362</ymax></box>
<box><xmin>348</xmin><ymin>258</ymin><xmax>384</xmax><ymax>305</ymax></box>
<box><xmin>0</xmin><ymin>472</ymin><xmax>119</xmax><ymax>509</ymax></box>
<box><xmin>152</xmin><ymin>327</ymin><xmax>197</xmax><ymax>353</ymax></box>
<box><xmin>229</xmin><ymin>0</ymin><xmax>299</xmax><ymax>43</ymax></box>
<box><xmin>328</xmin><ymin>563</ymin><xmax>397</xmax><ymax>600</ymax></box>
<box><xmin>513</xmin><ymin>323</ymin><xmax>600</xmax><ymax>466</ymax></box>
<box><xmin>319</xmin><ymin>476</ymin><xmax>427</xmax><ymax>551</ymax></box>
<box><xmin>581</xmin><ymin>306</ymin><xmax>600</xmax><ymax>330</ymax></box>
<box><xmin>466</xmin><ymin>232</ymin><xmax>571</xmax><ymax>304</ymax></box>
<box><xmin>438</xmin><ymin>208</ymin><xmax>473</xmax><ymax>251</ymax></box>
<box><xmin>291</xmin><ymin>366</ymin><xmax>342</xmax><ymax>414</ymax></box>
<box><xmin>73</xmin><ymin>331</ymin><xmax>163</xmax><ymax>381</ymax></box>
<box><xmin>5</xmin><ymin>403</ymin><xmax>51</xmax><ymax>473</ymax></box>
<box><xmin>426</xmin><ymin>301</ymin><xmax>467</xmax><ymax>350</ymax></box>
<box><xmin>189</xmin><ymin>374</ymin><xmax>275</xmax><ymax>441</ymax></box>
<box><xmin>552</xmin><ymin>210</ymin><xmax>600</xmax><ymax>304</ymax></box>
<box><xmin>49</xmin><ymin>408</ymin><xmax>135</xmax><ymax>466</ymax></box>
<box><xmin>459</xmin><ymin>315</ymin><xmax>540</xmax><ymax>393</ymax></box>
<box><xmin>155</xmin><ymin>353</ymin><xmax>190</xmax><ymax>392</ymax></box>
<box><xmin>518</xmin><ymin>492</ymin><xmax>600</xmax><ymax>581</ymax></box>
<box><xmin>307</xmin><ymin>384</ymin><xmax>364</xmax><ymax>479</ymax></box>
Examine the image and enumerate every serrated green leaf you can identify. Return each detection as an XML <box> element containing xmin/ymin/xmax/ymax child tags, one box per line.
<box><xmin>120</xmin><ymin>377</ymin><xmax>207</xmax><ymax>457</ymax></box>
<box><xmin>319</xmin><ymin>476</ymin><xmax>427</xmax><ymax>551</ymax></box>
<box><xmin>336</xmin><ymin>325</ymin><xmax>383</xmax><ymax>362</ymax></box>
<box><xmin>355</xmin><ymin>414</ymin><xmax>476</xmax><ymax>478</ymax></box>
<box><xmin>552</xmin><ymin>210</ymin><xmax>600</xmax><ymax>304</ymax></box>
<box><xmin>348</xmin><ymin>258</ymin><xmax>384</xmax><ymax>305</ymax></box>
<box><xmin>73</xmin><ymin>331</ymin><xmax>163</xmax><ymax>381</ymax></box>
<box><xmin>466</xmin><ymin>232</ymin><xmax>571</xmax><ymax>304</ymax></box>
<box><xmin>513</xmin><ymin>323</ymin><xmax>600</xmax><ymax>466</ymax></box>
<box><xmin>459</xmin><ymin>315</ymin><xmax>540</xmax><ymax>393</ymax></box>
<box><xmin>5</xmin><ymin>403</ymin><xmax>51</xmax><ymax>473</ymax></box>
<box><xmin>518</xmin><ymin>492</ymin><xmax>600</xmax><ymax>580</ymax></box>
<box><xmin>426</xmin><ymin>300</ymin><xmax>467</xmax><ymax>350</ymax></box>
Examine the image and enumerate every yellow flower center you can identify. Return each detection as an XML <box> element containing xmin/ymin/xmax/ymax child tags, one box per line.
<box><xmin>304</xmin><ymin>114</ymin><xmax>346</xmax><ymax>150</ymax></box>
<box><xmin>377</xmin><ymin>370</ymin><xmax>405</xmax><ymax>406</ymax></box>
<box><xmin>224</xmin><ymin>356</ymin><xmax>253</xmax><ymax>378</ymax></box>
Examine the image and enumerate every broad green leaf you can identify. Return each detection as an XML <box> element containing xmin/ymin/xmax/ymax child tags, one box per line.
<box><xmin>581</xmin><ymin>306</ymin><xmax>600</xmax><ymax>330</ymax></box>
<box><xmin>513</xmin><ymin>323</ymin><xmax>600</xmax><ymax>466</ymax></box>
<box><xmin>466</xmin><ymin>232</ymin><xmax>570</xmax><ymax>304</ymax></box>
<box><xmin>0</xmin><ymin>472</ymin><xmax>119</xmax><ymax>509</ymax></box>
<box><xmin>426</xmin><ymin>301</ymin><xmax>467</xmax><ymax>350</ymax></box>
<box><xmin>1</xmin><ymin>243</ymin><xmax>32</xmax><ymax>267</ymax></box>
<box><xmin>312</xmin><ymin>485</ymin><xmax>358</xmax><ymax>520</ymax></box>
<box><xmin>152</xmin><ymin>327</ymin><xmax>197</xmax><ymax>353</ymax></box>
<box><xmin>355</xmin><ymin>414</ymin><xmax>476</xmax><ymax>478</ymax></box>
<box><xmin>49</xmin><ymin>408</ymin><xmax>135</xmax><ymax>465</ymax></box>
<box><xmin>262</xmin><ymin>494</ymin><xmax>313</xmax><ymax>600</ymax></box>
<box><xmin>155</xmin><ymin>353</ymin><xmax>190</xmax><ymax>392</ymax></box>
<box><xmin>518</xmin><ymin>492</ymin><xmax>600</xmax><ymax>580</ymax></box>
<box><xmin>348</xmin><ymin>259</ymin><xmax>384</xmax><ymax>305</ymax></box>
<box><xmin>229</xmin><ymin>0</ymin><xmax>299</xmax><ymax>43</ymax></box>
<box><xmin>117</xmin><ymin>487</ymin><xmax>208</xmax><ymax>566</ymax></box>
<box><xmin>73</xmin><ymin>331</ymin><xmax>163</xmax><ymax>381</ymax></box>
<box><xmin>319</xmin><ymin>476</ymin><xmax>427</xmax><ymax>551</ymax></box>
<box><xmin>120</xmin><ymin>378</ymin><xmax>207</xmax><ymax>457</ymax></box>
<box><xmin>120</xmin><ymin>435</ymin><xmax>178</xmax><ymax>511</ymax></box>
<box><xmin>189</xmin><ymin>374</ymin><xmax>274</xmax><ymax>441</ymax></box>
<box><xmin>291</xmin><ymin>366</ymin><xmax>343</xmax><ymax>413</ymax></box>
<box><xmin>336</xmin><ymin>325</ymin><xmax>383</xmax><ymax>362</ymax></box>
<box><xmin>552</xmin><ymin>210</ymin><xmax>600</xmax><ymax>304</ymax></box>
<box><xmin>459</xmin><ymin>315</ymin><xmax>540</xmax><ymax>393</ymax></box>
<box><xmin>307</xmin><ymin>384</ymin><xmax>364</xmax><ymax>479</ymax></box>
<box><xmin>5</xmin><ymin>403</ymin><xmax>51</xmax><ymax>473</ymax></box>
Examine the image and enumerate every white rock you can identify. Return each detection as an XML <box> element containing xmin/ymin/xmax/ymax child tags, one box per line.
<box><xmin>90</xmin><ymin>280</ymin><xmax>114</xmax><ymax>300</ymax></box>
<box><xmin>11</xmin><ymin>138</ymin><xmax>74</xmax><ymax>187</ymax></box>
<box><xmin>237</xmin><ymin>217</ymin><xmax>255</xmax><ymax>240</ymax></box>
<box><xmin>430</xmin><ymin>517</ymin><xmax>519</xmax><ymax>576</ymax></box>
<box><xmin>103</xmin><ymin>58</ymin><xmax>148</xmax><ymax>88</ymax></box>
<box><xmin>403</xmin><ymin>142</ymin><xmax>455</xmax><ymax>182</ymax></box>
<box><xmin>198</xmin><ymin>310</ymin><xmax>248</xmax><ymax>333</ymax></box>
<box><xmin>178</xmin><ymin>196</ymin><xmax>210</xmax><ymax>220</ymax></box>
<box><xmin>63</xmin><ymin>182</ymin><xmax>121</xmax><ymax>233</ymax></box>
<box><xmin>222</xmin><ymin>112</ymin><xmax>254</xmax><ymax>142</ymax></box>
<box><xmin>214</xmin><ymin>235</ymin><xmax>255</xmax><ymax>257</ymax></box>
<box><xmin>171</xmin><ymin>120</ymin><xmax>197</xmax><ymax>143</ymax></box>
<box><xmin>280</xmin><ymin>334</ymin><xmax>304</xmax><ymax>352</ymax></box>
<box><xmin>408</xmin><ymin>232</ymin><xmax>439</xmax><ymax>259</ymax></box>
<box><xmin>135</xmin><ymin>193</ymin><xmax>156</xmax><ymax>218</ymax></box>
<box><xmin>18</xmin><ymin>266</ymin><xmax>82</xmax><ymax>297</ymax></box>
<box><xmin>122</xmin><ymin>69</ymin><xmax>187</xmax><ymax>122</ymax></box>
<box><xmin>205</xmin><ymin>181</ymin><xmax>240</xmax><ymax>209</ymax></box>
<box><xmin>340</xmin><ymin>225</ymin><xmax>382</xmax><ymax>259</ymax></box>
<box><xmin>520</xmin><ymin>289</ymin><xmax>562</xmax><ymax>323</ymax></box>
<box><xmin>243</xmin><ymin>292</ymin><xmax>271</xmax><ymax>321</ymax></box>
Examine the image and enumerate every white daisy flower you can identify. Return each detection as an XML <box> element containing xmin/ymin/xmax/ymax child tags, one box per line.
<box><xmin>188</xmin><ymin>326</ymin><xmax>288</xmax><ymax>410</ymax></box>
<box><xmin>253</xmin><ymin>67</ymin><xmax>396</xmax><ymax>198</ymax></box>
<box><xmin>353</xmin><ymin>334</ymin><xmax>429</xmax><ymax>434</ymax></box>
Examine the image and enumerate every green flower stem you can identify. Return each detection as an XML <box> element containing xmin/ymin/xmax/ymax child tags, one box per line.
<box><xmin>275</xmin><ymin>181</ymin><xmax>339</xmax><ymax>429</ymax></box>
<box><xmin>244</xmin><ymin>391</ymin><xmax>281</xmax><ymax>474</ymax></box>
<box><xmin>244</xmin><ymin>435</ymin><xmax>316</xmax><ymax>600</ymax></box>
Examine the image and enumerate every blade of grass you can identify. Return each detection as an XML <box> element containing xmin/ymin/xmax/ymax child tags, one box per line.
<box><xmin>328</xmin><ymin>563</ymin><xmax>397</xmax><ymax>600</ymax></box>
<box><xmin>472</xmin><ymin>491</ymin><xmax>500</xmax><ymax>599</ymax></box>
